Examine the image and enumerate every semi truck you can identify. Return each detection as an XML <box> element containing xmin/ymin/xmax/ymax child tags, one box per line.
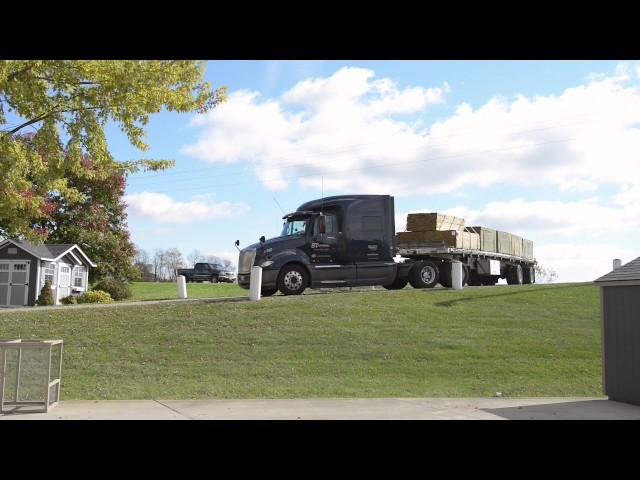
<box><xmin>236</xmin><ymin>195</ymin><xmax>536</xmax><ymax>296</ymax></box>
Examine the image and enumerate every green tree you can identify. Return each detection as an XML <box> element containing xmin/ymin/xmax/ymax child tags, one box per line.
<box><xmin>0</xmin><ymin>60</ymin><xmax>226</xmax><ymax>240</ymax></box>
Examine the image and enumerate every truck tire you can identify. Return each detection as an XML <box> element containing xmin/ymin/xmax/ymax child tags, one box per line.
<box><xmin>210</xmin><ymin>274</ymin><xmax>219</xmax><ymax>284</ymax></box>
<box><xmin>383</xmin><ymin>276</ymin><xmax>409</xmax><ymax>290</ymax></box>
<box><xmin>467</xmin><ymin>271</ymin><xmax>482</xmax><ymax>286</ymax></box>
<box><xmin>507</xmin><ymin>265</ymin><xmax>523</xmax><ymax>285</ymax></box>
<box><xmin>261</xmin><ymin>287</ymin><xmax>278</xmax><ymax>297</ymax></box>
<box><xmin>277</xmin><ymin>264</ymin><xmax>308</xmax><ymax>295</ymax></box>
<box><xmin>408</xmin><ymin>261</ymin><xmax>440</xmax><ymax>289</ymax></box>
<box><xmin>439</xmin><ymin>262</ymin><xmax>452</xmax><ymax>288</ymax></box>
<box><xmin>523</xmin><ymin>266</ymin><xmax>535</xmax><ymax>284</ymax></box>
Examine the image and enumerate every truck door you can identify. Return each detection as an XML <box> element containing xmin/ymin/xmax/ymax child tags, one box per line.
<box><xmin>348</xmin><ymin>199</ymin><xmax>396</xmax><ymax>286</ymax></box>
<box><xmin>307</xmin><ymin>213</ymin><xmax>353</xmax><ymax>286</ymax></box>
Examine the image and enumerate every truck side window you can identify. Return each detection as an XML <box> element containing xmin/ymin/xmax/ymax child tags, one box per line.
<box><xmin>314</xmin><ymin>214</ymin><xmax>337</xmax><ymax>235</ymax></box>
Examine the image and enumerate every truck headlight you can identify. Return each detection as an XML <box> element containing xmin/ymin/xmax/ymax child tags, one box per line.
<box><xmin>261</xmin><ymin>260</ymin><xmax>274</xmax><ymax>268</ymax></box>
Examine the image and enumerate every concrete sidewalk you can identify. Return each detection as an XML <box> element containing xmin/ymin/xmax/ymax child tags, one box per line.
<box><xmin>1</xmin><ymin>397</ymin><xmax>639</xmax><ymax>420</ymax></box>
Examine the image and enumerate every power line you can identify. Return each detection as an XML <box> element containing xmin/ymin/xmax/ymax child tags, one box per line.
<box><xmin>129</xmin><ymin>134</ymin><xmax>581</xmax><ymax>197</ymax></box>
<box><xmin>129</xmin><ymin>112</ymin><xmax>601</xmax><ymax>185</ymax></box>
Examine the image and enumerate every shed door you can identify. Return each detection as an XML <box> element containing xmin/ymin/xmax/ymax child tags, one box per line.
<box><xmin>0</xmin><ymin>262</ymin><xmax>9</xmax><ymax>306</ymax></box>
<box><xmin>0</xmin><ymin>261</ymin><xmax>30</xmax><ymax>306</ymax></box>
<box><xmin>57</xmin><ymin>265</ymin><xmax>71</xmax><ymax>302</ymax></box>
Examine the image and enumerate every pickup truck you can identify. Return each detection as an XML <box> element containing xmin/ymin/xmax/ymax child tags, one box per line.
<box><xmin>176</xmin><ymin>263</ymin><xmax>236</xmax><ymax>283</ymax></box>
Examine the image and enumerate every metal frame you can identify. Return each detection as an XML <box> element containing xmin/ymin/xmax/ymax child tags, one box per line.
<box><xmin>0</xmin><ymin>339</ymin><xmax>63</xmax><ymax>414</ymax></box>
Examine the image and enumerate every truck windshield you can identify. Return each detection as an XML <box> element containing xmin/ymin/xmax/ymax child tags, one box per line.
<box><xmin>281</xmin><ymin>218</ymin><xmax>308</xmax><ymax>237</ymax></box>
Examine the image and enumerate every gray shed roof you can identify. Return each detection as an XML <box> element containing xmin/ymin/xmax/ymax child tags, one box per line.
<box><xmin>0</xmin><ymin>239</ymin><xmax>96</xmax><ymax>267</ymax></box>
<box><xmin>594</xmin><ymin>257</ymin><xmax>640</xmax><ymax>283</ymax></box>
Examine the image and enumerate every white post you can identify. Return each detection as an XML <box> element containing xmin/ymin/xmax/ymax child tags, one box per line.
<box><xmin>177</xmin><ymin>275</ymin><xmax>187</xmax><ymax>299</ymax></box>
<box><xmin>612</xmin><ymin>259</ymin><xmax>622</xmax><ymax>270</ymax></box>
<box><xmin>249</xmin><ymin>266</ymin><xmax>262</xmax><ymax>301</ymax></box>
<box><xmin>451</xmin><ymin>261</ymin><xmax>463</xmax><ymax>290</ymax></box>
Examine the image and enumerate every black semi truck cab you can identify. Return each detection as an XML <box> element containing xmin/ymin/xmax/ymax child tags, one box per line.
<box><xmin>237</xmin><ymin>195</ymin><xmax>406</xmax><ymax>296</ymax></box>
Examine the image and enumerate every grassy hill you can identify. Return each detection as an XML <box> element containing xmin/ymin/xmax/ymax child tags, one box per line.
<box><xmin>0</xmin><ymin>283</ymin><xmax>602</xmax><ymax>400</ymax></box>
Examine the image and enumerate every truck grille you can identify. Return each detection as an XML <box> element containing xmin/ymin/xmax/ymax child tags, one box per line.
<box><xmin>238</xmin><ymin>249</ymin><xmax>256</xmax><ymax>274</ymax></box>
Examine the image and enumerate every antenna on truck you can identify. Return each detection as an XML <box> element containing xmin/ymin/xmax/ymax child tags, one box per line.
<box><xmin>272</xmin><ymin>196</ymin><xmax>285</xmax><ymax>215</ymax></box>
<box><xmin>320</xmin><ymin>176</ymin><xmax>324</xmax><ymax>214</ymax></box>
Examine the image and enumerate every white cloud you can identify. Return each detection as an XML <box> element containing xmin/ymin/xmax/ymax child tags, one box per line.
<box><xmin>534</xmin><ymin>243</ymin><xmax>636</xmax><ymax>283</ymax></box>
<box><xmin>124</xmin><ymin>192</ymin><xmax>250</xmax><ymax>224</ymax></box>
<box><xmin>183</xmin><ymin>63</ymin><xmax>640</xmax><ymax>196</ymax></box>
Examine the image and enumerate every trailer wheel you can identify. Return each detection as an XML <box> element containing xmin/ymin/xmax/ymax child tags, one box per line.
<box><xmin>506</xmin><ymin>265</ymin><xmax>523</xmax><ymax>285</ymax></box>
<box><xmin>277</xmin><ymin>264</ymin><xmax>308</xmax><ymax>295</ymax></box>
<box><xmin>408</xmin><ymin>261</ymin><xmax>440</xmax><ymax>289</ymax></box>
<box><xmin>523</xmin><ymin>266</ymin><xmax>535</xmax><ymax>284</ymax></box>
<box><xmin>467</xmin><ymin>271</ymin><xmax>482</xmax><ymax>286</ymax></box>
<box><xmin>439</xmin><ymin>262</ymin><xmax>452</xmax><ymax>288</ymax></box>
<box><xmin>383</xmin><ymin>276</ymin><xmax>409</xmax><ymax>290</ymax></box>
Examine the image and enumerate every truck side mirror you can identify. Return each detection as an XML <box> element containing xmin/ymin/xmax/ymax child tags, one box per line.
<box><xmin>259</xmin><ymin>236</ymin><xmax>266</xmax><ymax>243</ymax></box>
<box><xmin>235</xmin><ymin>240</ymin><xmax>240</xmax><ymax>247</ymax></box>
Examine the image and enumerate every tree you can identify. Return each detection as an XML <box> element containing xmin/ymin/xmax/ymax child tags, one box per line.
<box><xmin>0</xmin><ymin>60</ymin><xmax>226</xmax><ymax>241</ymax></box>
<box><xmin>534</xmin><ymin>264</ymin><xmax>558</xmax><ymax>283</ymax></box>
<box><xmin>187</xmin><ymin>249</ymin><xmax>203</xmax><ymax>266</ymax></box>
<box><xmin>153</xmin><ymin>249</ymin><xmax>165</xmax><ymax>282</ymax></box>
<box><xmin>163</xmin><ymin>248</ymin><xmax>185</xmax><ymax>281</ymax></box>
<box><xmin>133</xmin><ymin>246</ymin><xmax>153</xmax><ymax>282</ymax></box>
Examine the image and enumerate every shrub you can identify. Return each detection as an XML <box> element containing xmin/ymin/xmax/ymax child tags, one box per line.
<box><xmin>61</xmin><ymin>295</ymin><xmax>78</xmax><ymax>305</ymax></box>
<box><xmin>77</xmin><ymin>290</ymin><xmax>113</xmax><ymax>304</ymax></box>
<box><xmin>36</xmin><ymin>280</ymin><xmax>55</xmax><ymax>306</ymax></box>
<box><xmin>93</xmin><ymin>277</ymin><xmax>132</xmax><ymax>301</ymax></box>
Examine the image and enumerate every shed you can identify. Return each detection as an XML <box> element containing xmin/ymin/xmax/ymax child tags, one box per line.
<box><xmin>0</xmin><ymin>239</ymin><xmax>96</xmax><ymax>307</ymax></box>
<box><xmin>594</xmin><ymin>257</ymin><xmax>640</xmax><ymax>405</ymax></box>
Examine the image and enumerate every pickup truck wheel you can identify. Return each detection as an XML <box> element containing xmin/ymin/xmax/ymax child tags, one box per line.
<box><xmin>408</xmin><ymin>261</ymin><xmax>439</xmax><ymax>289</ymax></box>
<box><xmin>210</xmin><ymin>275</ymin><xmax>219</xmax><ymax>284</ymax></box>
<box><xmin>278</xmin><ymin>264</ymin><xmax>307</xmax><ymax>295</ymax></box>
<box><xmin>383</xmin><ymin>276</ymin><xmax>409</xmax><ymax>290</ymax></box>
<box><xmin>506</xmin><ymin>265</ymin><xmax>523</xmax><ymax>285</ymax></box>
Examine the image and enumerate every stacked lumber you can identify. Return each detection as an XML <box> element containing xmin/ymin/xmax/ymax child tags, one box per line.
<box><xmin>406</xmin><ymin>213</ymin><xmax>465</xmax><ymax>232</ymax></box>
<box><xmin>396</xmin><ymin>230</ymin><xmax>479</xmax><ymax>249</ymax></box>
<box><xmin>397</xmin><ymin>212</ymin><xmax>534</xmax><ymax>258</ymax></box>
<box><xmin>465</xmin><ymin>226</ymin><xmax>497</xmax><ymax>252</ymax></box>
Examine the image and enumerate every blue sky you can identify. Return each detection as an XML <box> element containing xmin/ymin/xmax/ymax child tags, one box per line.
<box><xmin>103</xmin><ymin>61</ymin><xmax>640</xmax><ymax>281</ymax></box>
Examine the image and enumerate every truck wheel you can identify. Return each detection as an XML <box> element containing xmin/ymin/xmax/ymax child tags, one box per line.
<box><xmin>439</xmin><ymin>262</ymin><xmax>452</xmax><ymax>288</ymax></box>
<box><xmin>506</xmin><ymin>265</ymin><xmax>523</xmax><ymax>285</ymax></box>
<box><xmin>261</xmin><ymin>287</ymin><xmax>278</xmax><ymax>297</ymax></box>
<box><xmin>408</xmin><ymin>261</ymin><xmax>440</xmax><ymax>289</ymax></box>
<box><xmin>210</xmin><ymin>275</ymin><xmax>219</xmax><ymax>284</ymax></box>
<box><xmin>278</xmin><ymin>264</ymin><xmax>307</xmax><ymax>295</ymax></box>
<box><xmin>523</xmin><ymin>266</ymin><xmax>535</xmax><ymax>284</ymax></box>
<box><xmin>467</xmin><ymin>271</ymin><xmax>482</xmax><ymax>286</ymax></box>
<box><xmin>383</xmin><ymin>276</ymin><xmax>409</xmax><ymax>290</ymax></box>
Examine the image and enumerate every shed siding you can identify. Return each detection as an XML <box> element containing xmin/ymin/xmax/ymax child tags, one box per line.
<box><xmin>602</xmin><ymin>285</ymin><xmax>640</xmax><ymax>405</ymax></box>
<box><xmin>0</xmin><ymin>243</ymin><xmax>39</xmax><ymax>306</ymax></box>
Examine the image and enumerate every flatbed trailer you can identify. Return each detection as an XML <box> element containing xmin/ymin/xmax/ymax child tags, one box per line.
<box><xmin>395</xmin><ymin>243</ymin><xmax>537</xmax><ymax>288</ymax></box>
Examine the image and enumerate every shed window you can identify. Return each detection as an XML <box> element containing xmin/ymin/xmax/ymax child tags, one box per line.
<box><xmin>44</xmin><ymin>263</ymin><xmax>55</xmax><ymax>284</ymax></box>
<box><xmin>74</xmin><ymin>266</ymin><xmax>85</xmax><ymax>287</ymax></box>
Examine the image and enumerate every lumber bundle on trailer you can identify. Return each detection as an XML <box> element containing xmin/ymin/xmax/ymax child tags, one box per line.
<box><xmin>522</xmin><ymin>239</ymin><xmax>534</xmax><ymax>260</ymax></box>
<box><xmin>465</xmin><ymin>226</ymin><xmax>497</xmax><ymax>252</ymax></box>
<box><xmin>406</xmin><ymin>213</ymin><xmax>465</xmax><ymax>232</ymax></box>
<box><xmin>396</xmin><ymin>230</ymin><xmax>479</xmax><ymax>249</ymax></box>
<box><xmin>496</xmin><ymin>230</ymin><xmax>511</xmax><ymax>254</ymax></box>
<box><xmin>511</xmin><ymin>234</ymin><xmax>523</xmax><ymax>257</ymax></box>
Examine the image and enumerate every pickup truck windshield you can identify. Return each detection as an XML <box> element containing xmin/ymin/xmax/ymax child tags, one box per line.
<box><xmin>281</xmin><ymin>218</ymin><xmax>307</xmax><ymax>237</ymax></box>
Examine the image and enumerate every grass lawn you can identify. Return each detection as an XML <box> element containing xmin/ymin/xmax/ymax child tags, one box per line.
<box><xmin>129</xmin><ymin>281</ymin><xmax>246</xmax><ymax>301</ymax></box>
<box><xmin>0</xmin><ymin>283</ymin><xmax>602</xmax><ymax>400</ymax></box>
